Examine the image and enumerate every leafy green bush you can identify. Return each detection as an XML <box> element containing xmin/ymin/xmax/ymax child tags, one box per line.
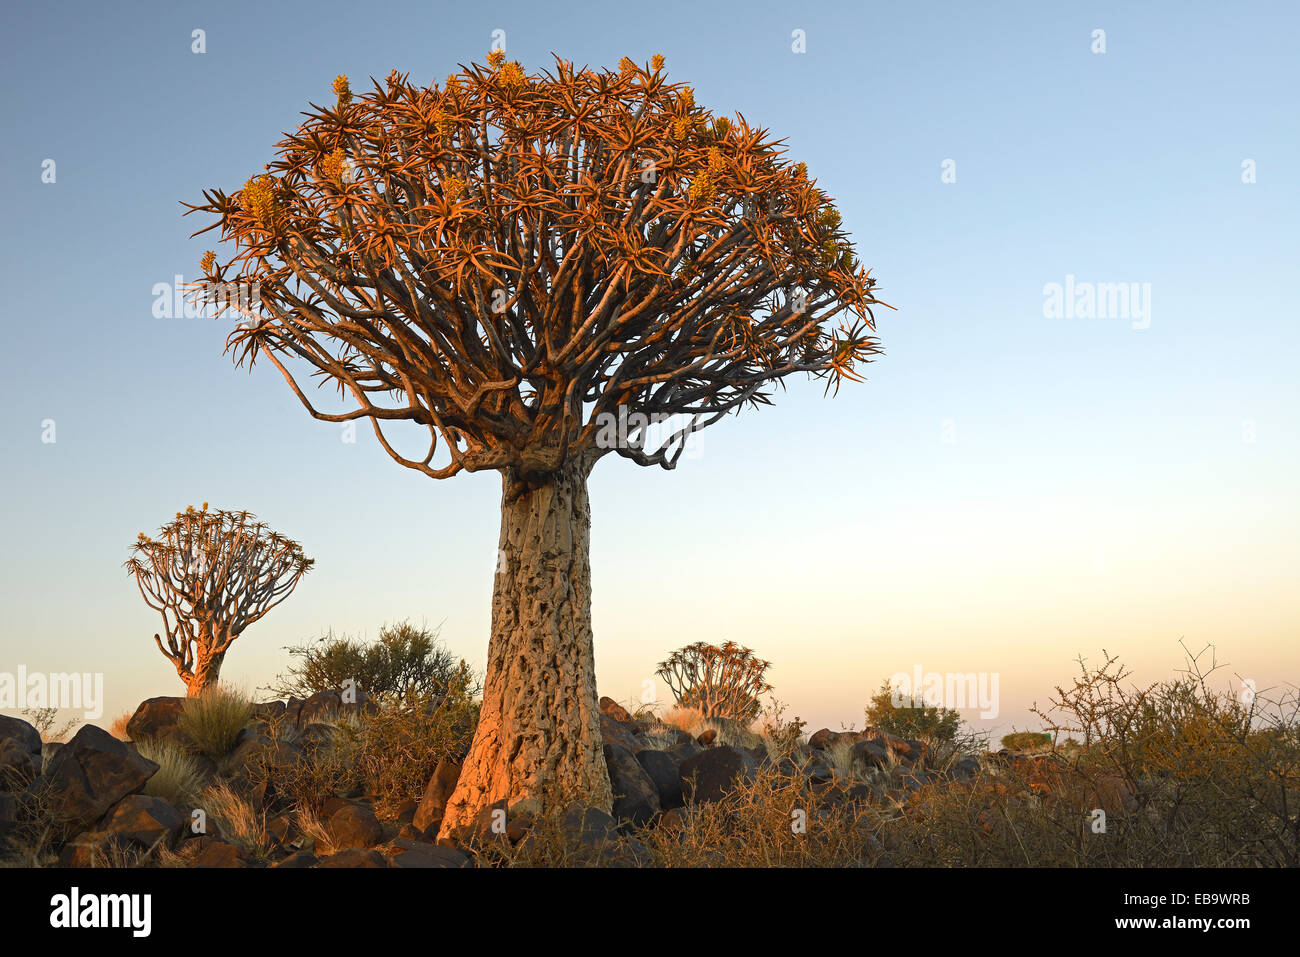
<box><xmin>865</xmin><ymin>680</ymin><xmax>964</xmax><ymax>743</ymax></box>
<box><xmin>348</xmin><ymin>662</ymin><xmax>480</xmax><ymax>817</ymax></box>
<box><xmin>268</xmin><ymin>620</ymin><xmax>460</xmax><ymax>700</ymax></box>
<box><xmin>1001</xmin><ymin>731</ymin><xmax>1052</xmax><ymax>751</ymax></box>
<box><xmin>244</xmin><ymin>661</ymin><xmax>480</xmax><ymax>819</ymax></box>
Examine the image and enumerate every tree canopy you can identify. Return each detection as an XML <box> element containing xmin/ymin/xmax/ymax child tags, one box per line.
<box><xmin>185</xmin><ymin>53</ymin><xmax>888</xmax><ymax>482</ymax></box>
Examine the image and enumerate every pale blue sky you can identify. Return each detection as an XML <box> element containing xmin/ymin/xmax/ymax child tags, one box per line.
<box><xmin>2</xmin><ymin>1</ymin><xmax>1297</xmax><ymax>739</ymax></box>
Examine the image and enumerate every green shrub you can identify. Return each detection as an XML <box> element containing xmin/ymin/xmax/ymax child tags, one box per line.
<box><xmin>268</xmin><ymin>620</ymin><xmax>461</xmax><ymax>700</ymax></box>
<box><xmin>177</xmin><ymin>685</ymin><xmax>253</xmax><ymax>758</ymax></box>
<box><xmin>865</xmin><ymin>680</ymin><xmax>964</xmax><ymax>743</ymax></box>
<box><xmin>241</xmin><ymin>712</ymin><xmax>360</xmax><ymax>813</ymax></box>
<box><xmin>1001</xmin><ymin>731</ymin><xmax>1052</xmax><ymax>751</ymax></box>
<box><xmin>348</xmin><ymin>662</ymin><xmax>480</xmax><ymax>818</ymax></box>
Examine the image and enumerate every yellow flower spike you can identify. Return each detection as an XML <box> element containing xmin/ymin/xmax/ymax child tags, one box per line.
<box><xmin>681</xmin><ymin>87</ymin><xmax>695</xmax><ymax>109</ymax></box>
<box><xmin>200</xmin><ymin>250</ymin><xmax>216</xmax><ymax>275</ymax></box>
<box><xmin>443</xmin><ymin>175</ymin><xmax>466</xmax><ymax>199</ymax></box>
<box><xmin>618</xmin><ymin>56</ymin><xmax>636</xmax><ymax>74</ymax></box>
<box><xmin>671</xmin><ymin>116</ymin><xmax>691</xmax><ymax>141</ymax></box>
<box><xmin>713</xmin><ymin>116</ymin><xmax>731</xmax><ymax>138</ymax></box>
<box><xmin>243</xmin><ymin>175</ymin><xmax>278</xmax><ymax>226</ymax></box>
<box><xmin>498</xmin><ymin>61</ymin><xmax>526</xmax><ymax>89</ymax></box>
<box><xmin>688</xmin><ymin>171</ymin><xmax>715</xmax><ymax>204</ymax></box>
<box><xmin>651</xmin><ymin>54</ymin><xmax>665</xmax><ymax>72</ymax></box>
<box><xmin>321</xmin><ymin>148</ymin><xmax>348</xmax><ymax>184</ymax></box>
<box><xmin>793</xmin><ymin>162</ymin><xmax>808</xmax><ymax>180</ymax></box>
<box><xmin>333</xmin><ymin>74</ymin><xmax>352</xmax><ymax>107</ymax></box>
<box><xmin>707</xmin><ymin>147</ymin><xmax>727</xmax><ymax>174</ymax></box>
<box><xmin>487</xmin><ymin>48</ymin><xmax>506</xmax><ymax>69</ymax></box>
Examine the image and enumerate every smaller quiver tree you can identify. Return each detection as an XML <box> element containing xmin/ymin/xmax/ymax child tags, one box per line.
<box><xmin>656</xmin><ymin>640</ymin><xmax>773</xmax><ymax>721</ymax></box>
<box><xmin>125</xmin><ymin>504</ymin><xmax>314</xmax><ymax>696</ymax></box>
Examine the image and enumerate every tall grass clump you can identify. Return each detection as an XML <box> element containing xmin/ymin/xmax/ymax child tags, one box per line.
<box><xmin>135</xmin><ymin>739</ymin><xmax>206</xmax><ymax>806</ymax></box>
<box><xmin>177</xmin><ymin>685</ymin><xmax>253</xmax><ymax>758</ymax></box>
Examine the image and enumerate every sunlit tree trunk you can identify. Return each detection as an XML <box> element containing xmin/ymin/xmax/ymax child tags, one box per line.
<box><xmin>185</xmin><ymin>636</ymin><xmax>226</xmax><ymax>697</ymax></box>
<box><xmin>438</xmin><ymin>461</ymin><xmax>611</xmax><ymax>837</ymax></box>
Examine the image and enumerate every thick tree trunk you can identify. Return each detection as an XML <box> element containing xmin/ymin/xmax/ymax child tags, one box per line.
<box><xmin>437</xmin><ymin>460</ymin><xmax>611</xmax><ymax>838</ymax></box>
<box><xmin>184</xmin><ymin>635</ymin><xmax>226</xmax><ymax>698</ymax></box>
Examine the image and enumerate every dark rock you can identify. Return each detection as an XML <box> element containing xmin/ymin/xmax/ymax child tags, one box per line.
<box><xmin>101</xmin><ymin>794</ymin><xmax>183</xmax><ymax>849</ymax></box>
<box><xmin>192</xmin><ymin>837</ymin><xmax>250</xmax><ymax>868</ymax></box>
<box><xmin>599</xmin><ymin>696</ymin><xmax>633</xmax><ymax>723</ymax></box>
<box><xmin>809</xmin><ymin>727</ymin><xmax>920</xmax><ymax>764</ymax></box>
<box><xmin>251</xmin><ymin>701</ymin><xmax>286</xmax><ymax>722</ymax></box>
<box><xmin>852</xmin><ymin>739</ymin><xmax>890</xmax><ymax>769</ymax></box>
<box><xmin>466</xmin><ymin>799</ymin><xmax>509</xmax><ymax>843</ymax></box>
<box><xmin>318</xmin><ymin>848</ymin><xmax>387</xmax><ymax>868</ymax></box>
<box><xmin>603</xmin><ymin>743</ymin><xmax>660</xmax><ymax>827</ymax></box>
<box><xmin>57</xmin><ymin>831</ymin><xmax>136</xmax><ymax>867</ymax></box>
<box><xmin>328</xmin><ymin>803</ymin><xmax>382</xmax><ymax>849</ymax></box>
<box><xmin>296</xmin><ymin>690</ymin><xmax>341</xmax><ymax>727</ymax></box>
<box><xmin>294</xmin><ymin>688</ymin><xmax>371</xmax><ymax>729</ymax></box>
<box><xmin>775</xmin><ymin>756</ymin><xmax>803</xmax><ymax>779</ymax></box>
<box><xmin>664</xmin><ymin>740</ymin><xmax>702</xmax><ymax>765</ymax></box>
<box><xmin>636</xmin><ymin>749</ymin><xmax>684</xmax><ymax>809</ymax></box>
<box><xmin>320</xmin><ymin>795</ymin><xmax>355</xmax><ymax>819</ymax></box>
<box><xmin>125</xmin><ymin>697</ymin><xmax>187</xmax><ymax>742</ymax></box>
<box><xmin>394</xmin><ymin>798</ymin><xmax>419</xmax><ymax>825</ymax></box>
<box><xmin>297</xmin><ymin>722</ymin><xmax>338</xmax><ymax>749</ymax></box>
<box><xmin>600</xmin><ymin>713</ymin><xmax>646</xmax><ymax>755</ymax></box>
<box><xmin>657</xmin><ymin>807</ymin><xmax>685</xmax><ymax>832</ymax></box>
<box><xmin>0</xmin><ymin>792</ymin><xmax>17</xmax><ymax>840</ymax></box>
<box><xmin>389</xmin><ymin>838</ymin><xmax>470</xmax><ymax>868</ymax></box>
<box><xmin>899</xmin><ymin>738</ymin><xmax>928</xmax><ymax>764</ymax></box>
<box><xmin>0</xmin><ymin>716</ymin><xmax>42</xmax><ymax>756</ymax></box>
<box><xmin>506</xmin><ymin>814</ymin><xmax>533</xmax><ymax>843</ymax></box>
<box><xmin>0</xmin><ymin>737</ymin><xmax>40</xmax><ymax>790</ymax></box>
<box><xmin>816</xmin><ymin>780</ymin><xmax>874</xmax><ymax>806</ymax></box>
<box><xmin>807</xmin><ymin>728</ymin><xmax>858</xmax><ymax>750</ymax></box>
<box><xmin>396</xmin><ymin>823</ymin><xmax>423</xmax><ymax>842</ymax></box>
<box><xmin>604</xmin><ymin>836</ymin><xmax>653</xmax><ymax>867</ymax></box>
<box><xmin>412</xmin><ymin>758</ymin><xmax>462</xmax><ymax>834</ymax></box>
<box><xmin>679</xmin><ymin>745</ymin><xmax>757</xmax><ymax>803</ymax></box>
<box><xmin>561</xmin><ymin>805</ymin><xmax>617</xmax><ymax>846</ymax></box>
<box><xmin>42</xmin><ymin>725</ymin><xmax>158</xmax><ymax>832</ymax></box>
<box><xmin>266</xmin><ymin>813</ymin><xmax>295</xmax><ymax>847</ymax></box>
<box><xmin>273</xmin><ymin>849</ymin><xmax>318</xmax><ymax>868</ymax></box>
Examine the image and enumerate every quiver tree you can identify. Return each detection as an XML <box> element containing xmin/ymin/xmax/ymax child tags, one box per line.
<box><xmin>125</xmin><ymin>504</ymin><xmax>314</xmax><ymax>696</ymax></box>
<box><xmin>657</xmin><ymin>641</ymin><xmax>774</xmax><ymax>721</ymax></box>
<box><xmin>185</xmin><ymin>53</ymin><xmax>887</xmax><ymax>835</ymax></box>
